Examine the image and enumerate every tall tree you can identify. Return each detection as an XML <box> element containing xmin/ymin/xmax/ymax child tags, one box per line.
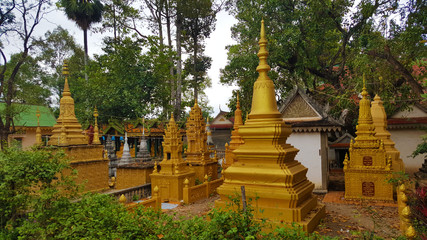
<box><xmin>0</xmin><ymin>0</ymin><xmax>51</xmax><ymax>149</ymax></box>
<box><xmin>180</xmin><ymin>0</ymin><xmax>218</xmax><ymax>100</ymax></box>
<box><xmin>60</xmin><ymin>0</ymin><xmax>104</xmax><ymax>82</ymax></box>
<box><xmin>222</xmin><ymin>0</ymin><xmax>425</xmax><ymax>125</ymax></box>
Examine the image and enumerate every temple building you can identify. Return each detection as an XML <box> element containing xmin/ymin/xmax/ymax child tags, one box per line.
<box><xmin>215</xmin><ymin>20</ymin><xmax>325</xmax><ymax>232</ymax></box>
<box><xmin>223</xmin><ymin>92</ymin><xmax>244</xmax><ymax>170</ymax></box>
<box><xmin>3</xmin><ymin>104</ymin><xmax>56</xmax><ymax>148</ymax></box>
<box><xmin>344</xmin><ymin>77</ymin><xmax>393</xmax><ymax>201</ymax></box>
<box><xmin>210</xmin><ymin>108</ymin><xmax>233</xmax><ymax>152</ymax></box>
<box><xmin>279</xmin><ymin>87</ymin><xmax>342</xmax><ymax>192</ymax></box>
<box><xmin>185</xmin><ymin>100</ymin><xmax>218</xmax><ymax>181</ymax></box>
<box><xmin>47</xmin><ymin>60</ymin><xmax>109</xmax><ymax>192</ymax></box>
<box><xmin>151</xmin><ymin>114</ymin><xmax>195</xmax><ymax>202</ymax></box>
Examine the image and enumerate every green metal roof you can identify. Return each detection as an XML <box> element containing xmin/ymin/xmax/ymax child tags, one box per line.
<box><xmin>0</xmin><ymin>103</ymin><xmax>57</xmax><ymax>127</ymax></box>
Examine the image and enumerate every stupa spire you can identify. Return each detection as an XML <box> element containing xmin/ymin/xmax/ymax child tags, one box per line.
<box><xmin>35</xmin><ymin>107</ymin><xmax>42</xmax><ymax>145</ymax></box>
<box><xmin>48</xmin><ymin>60</ymin><xmax>87</xmax><ymax>146</ymax></box>
<box><xmin>354</xmin><ymin>74</ymin><xmax>378</xmax><ymax>147</ymax></box>
<box><xmin>93</xmin><ymin>106</ymin><xmax>101</xmax><ymax>144</ymax></box>
<box><xmin>233</xmin><ymin>92</ymin><xmax>243</xmax><ymax>129</ymax></box>
<box><xmin>250</xmin><ymin>19</ymin><xmax>280</xmax><ymax>119</ymax></box>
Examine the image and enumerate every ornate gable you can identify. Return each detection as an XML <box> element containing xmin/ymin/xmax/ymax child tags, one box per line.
<box><xmin>281</xmin><ymin>93</ymin><xmax>322</xmax><ymax>121</ymax></box>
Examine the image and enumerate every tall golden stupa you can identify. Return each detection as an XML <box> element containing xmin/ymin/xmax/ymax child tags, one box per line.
<box><xmin>344</xmin><ymin>76</ymin><xmax>393</xmax><ymax>201</ymax></box>
<box><xmin>223</xmin><ymin>92</ymin><xmax>244</xmax><ymax>170</ymax></box>
<box><xmin>151</xmin><ymin>114</ymin><xmax>195</xmax><ymax>201</ymax></box>
<box><xmin>47</xmin><ymin>60</ymin><xmax>108</xmax><ymax>192</ymax></box>
<box><xmin>215</xmin><ymin>20</ymin><xmax>325</xmax><ymax>232</ymax></box>
<box><xmin>48</xmin><ymin>60</ymin><xmax>88</xmax><ymax>146</ymax></box>
<box><xmin>186</xmin><ymin>99</ymin><xmax>218</xmax><ymax>181</ymax></box>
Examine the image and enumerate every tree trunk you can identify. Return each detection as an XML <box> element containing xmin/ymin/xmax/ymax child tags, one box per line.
<box><xmin>193</xmin><ymin>38</ymin><xmax>198</xmax><ymax>101</ymax></box>
<box><xmin>175</xmin><ymin>12</ymin><xmax>183</xmax><ymax>121</ymax></box>
<box><xmin>366</xmin><ymin>45</ymin><xmax>424</xmax><ymax>97</ymax></box>
<box><xmin>83</xmin><ymin>28</ymin><xmax>88</xmax><ymax>82</ymax></box>
<box><xmin>166</xmin><ymin>0</ymin><xmax>175</xmax><ymax>112</ymax></box>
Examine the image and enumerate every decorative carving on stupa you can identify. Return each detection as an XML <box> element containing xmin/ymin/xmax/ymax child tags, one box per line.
<box><xmin>186</xmin><ymin>99</ymin><xmax>210</xmax><ymax>163</ymax></box>
<box><xmin>93</xmin><ymin>106</ymin><xmax>101</xmax><ymax>145</ymax></box>
<box><xmin>344</xmin><ymin>75</ymin><xmax>393</xmax><ymax>201</ymax></box>
<box><xmin>223</xmin><ymin>92</ymin><xmax>244</xmax><ymax>170</ymax></box>
<box><xmin>371</xmin><ymin>92</ymin><xmax>404</xmax><ymax>172</ymax></box>
<box><xmin>136</xmin><ymin>118</ymin><xmax>151</xmax><ymax>162</ymax></box>
<box><xmin>48</xmin><ymin>60</ymin><xmax>87</xmax><ymax>146</ymax></box>
<box><xmin>120</xmin><ymin>132</ymin><xmax>133</xmax><ymax>165</ymax></box>
<box><xmin>35</xmin><ymin>107</ymin><xmax>42</xmax><ymax>145</ymax></box>
<box><xmin>186</xmin><ymin>99</ymin><xmax>218</xmax><ymax>181</ymax></box>
<box><xmin>151</xmin><ymin>114</ymin><xmax>195</xmax><ymax>201</ymax></box>
<box><xmin>215</xmin><ymin>20</ymin><xmax>325</xmax><ymax>232</ymax></box>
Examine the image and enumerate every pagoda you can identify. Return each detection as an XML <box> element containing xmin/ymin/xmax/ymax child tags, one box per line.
<box><xmin>186</xmin><ymin>99</ymin><xmax>218</xmax><ymax>181</ymax></box>
<box><xmin>48</xmin><ymin>60</ymin><xmax>109</xmax><ymax>192</ymax></box>
<box><xmin>344</xmin><ymin>76</ymin><xmax>393</xmax><ymax>201</ymax></box>
<box><xmin>223</xmin><ymin>92</ymin><xmax>244</xmax><ymax>170</ymax></box>
<box><xmin>371</xmin><ymin>93</ymin><xmax>404</xmax><ymax>172</ymax></box>
<box><xmin>48</xmin><ymin>61</ymin><xmax>88</xmax><ymax>146</ymax></box>
<box><xmin>151</xmin><ymin>114</ymin><xmax>195</xmax><ymax>202</ymax></box>
<box><xmin>215</xmin><ymin>20</ymin><xmax>325</xmax><ymax>232</ymax></box>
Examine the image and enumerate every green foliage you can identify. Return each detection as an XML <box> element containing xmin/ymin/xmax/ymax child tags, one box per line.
<box><xmin>0</xmin><ymin>146</ymin><xmax>77</xmax><ymax>232</ymax></box>
<box><xmin>223</xmin><ymin>0</ymin><xmax>426</xmax><ymax>128</ymax></box>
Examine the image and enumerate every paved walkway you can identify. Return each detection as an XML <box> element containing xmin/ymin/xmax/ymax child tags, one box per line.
<box><xmin>322</xmin><ymin>191</ymin><xmax>398</xmax><ymax>207</ymax></box>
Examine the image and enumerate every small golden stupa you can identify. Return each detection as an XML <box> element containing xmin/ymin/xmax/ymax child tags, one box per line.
<box><xmin>371</xmin><ymin>92</ymin><xmax>404</xmax><ymax>172</ymax></box>
<box><xmin>186</xmin><ymin>99</ymin><xmax>218</xmax><ymax>181</ymax></box>
<box><xmin>48</xmin><ymin>60</ymin><xmax>87</xmax><ymax>146</ymax></box>
<box><xmin>151</xmin><ymin>114</ymin><xmax>195</xmax><ymax>202</ymax></box>
<box><xmin>223</xmin><ymin>92</ymin><xmax>244</xmax><ymax>170</ymax></box>
<box><xmin>344</xmin><ymin>76</ymin><xmax>393</xmax><ymax>201</ymax></box>
<box><xmin>215</xmin><ymin>20</ymin><xmax>325</xmax><ymax>232</ymax></box>
<box><xmin>35</xmin><ymin>108</ymin><xmax>42</xmax><ymax>145</ymax></box>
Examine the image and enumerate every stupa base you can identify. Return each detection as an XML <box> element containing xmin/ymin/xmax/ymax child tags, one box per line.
<box><xmin>215</xmin><ymin>194</ymin><xmax>325</xmax><ymax>233</ymax></box>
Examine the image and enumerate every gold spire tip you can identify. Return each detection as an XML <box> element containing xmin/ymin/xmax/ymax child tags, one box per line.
<box><xmin>62</xmin><ymin>60</ymin><xmax>69</xmax><ymax>76</ymax></box>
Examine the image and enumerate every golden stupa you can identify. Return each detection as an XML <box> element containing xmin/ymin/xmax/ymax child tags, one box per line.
<box><xmin>47</xmin><ymin>60</ymin><xmax>109</xmax><ymax>192</ymax></box>
<box><xmin>186</xmin><ymin>99</ymin><xmax>218</xmax><ymax>181</ymax></box>
<box><xmin>151</xmin><ymin>114</ymin><xmax>195</xmax><ymax>202</ymax></box>
<box><xmin>223</xmin><ymin>92</ymin><xmax>244</xmax><ymax>170</ymax></box>
<box><xmin>344</xmin><ymin>76</ymin><xmax>393</xmax><ymax>201</ymax></box>
<box><xmin>371</xmin><ymin>92</ymin><xmax>404</xmax><ymax>172</ymax></box>
<box><xmin>215</xmin><ymin>20</ymin><xmax>325</xmax><ymax>232</ymax></box>
<box><xmin>48</xmin><ymin>60</ymin><xmax>87</xmax><ymax>146</ymax></box>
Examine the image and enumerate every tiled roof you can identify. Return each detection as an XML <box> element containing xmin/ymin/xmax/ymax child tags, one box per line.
<box><xmin>0</xmin><ymin>103</ymin><xmax>56</xmax><ymax>127</ymax></box>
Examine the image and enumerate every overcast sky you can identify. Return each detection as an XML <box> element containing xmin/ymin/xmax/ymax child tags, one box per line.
<box><xmin>5</xmin><ymin>6</ymin><xmax>239</xmax><ymax>117</ymax></box>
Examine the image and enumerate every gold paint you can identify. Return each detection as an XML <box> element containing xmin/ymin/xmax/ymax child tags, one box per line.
<box><xmin>344</xmin><ymin>76</ymin><xmax>393</xmax><ymax>201</ymax></box>
<box><xmin>223</xmin><ymin>92</ymin><xmax>244</xmax><ymax>169</ymax></box>
<box><xmin>35</xmin><ymin>107</ymin><xmax>42</xmax><ymax>145</ymax></box>
<box><xmin>215</xmin><ymin>20</ymin><xmax>325</xmax><ymax>233</ymax></box>
<box><xmin>48</xmin><ymin>60</ymin><xmax>87</xmax><ymax>145</ymax></box>
<box><xmin>150</xmin><ymin>114</ymin><xmax>195</xmax><ymax>202</ymax></box>
<box><xmin>186</xmin><ymin>99</ymin><xmax>218</xmax><ymax>181</ymax></box>
<box><xmin>93</xmin><ymin>106</ymin><xmax>101</xmax><ymax>144</ymax></box>
<box><xmin>371</xmin><ymin>94</ymin><xmax>404</xmax><ymax>172</ymax></box>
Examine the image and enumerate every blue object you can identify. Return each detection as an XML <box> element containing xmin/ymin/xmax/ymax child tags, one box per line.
<box><xmin>112</xmin><ymin>136</ymin><xmax>115</xmax><ymax>141</ymax></box>
<box><xmin>120</xmin><ymin>136</ymin><xmax>124</xmax><ymax>141</ymax></box>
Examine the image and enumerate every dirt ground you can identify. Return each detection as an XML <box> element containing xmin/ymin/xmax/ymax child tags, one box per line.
<box><xmin>166</xmin><ymin>194</ymin><xmax>401</xmax><ymax>239</ymax></box>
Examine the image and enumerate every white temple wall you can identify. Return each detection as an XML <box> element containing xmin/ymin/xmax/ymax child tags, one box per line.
<box><xmin>287</xmin><ymin>132</ymin><xmax>326</xmax><ymax>191</ymax></box>
<box><xmin>389</xmin><ymin>129</ymin><xmax>425</xmax><ymax>174</ymax></box>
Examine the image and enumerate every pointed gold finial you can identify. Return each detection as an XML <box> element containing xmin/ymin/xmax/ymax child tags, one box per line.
<box><xmin>249</xmin><ymin>19</ymin><xmax>280</xmax><ymax>119</ymax></box>
<box><xmin>62</xmin><ymin>60</ymin><xmax>71</xmax><ymax>97</ymax></box>
<box><xmin>194</xmin><ymin>97</ymin><xmax>198</xmax><ymax>106</ymax></box>
<box><xmin>170</xmin><ymin>113</ymin><xmax>175</xmax><ymax>123</ymax></box>
<box><xmin>35</xmin><ymin>108</ymin><xmax>42</xmax><ymax>145</ymax></box>
<box><xmin>234</xmin><ymin>91</ymin><xmax>243</xmax><ymax>128</ymax></box>
<box><xmin>93</xmin><ymin>106</ymin><xmax>101</xmax><ymax>144</ymax></box>
<box><xmin>362</xmin><ymin>73</ymin><xmax>368</xmax><ymax>98</ymax></box>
